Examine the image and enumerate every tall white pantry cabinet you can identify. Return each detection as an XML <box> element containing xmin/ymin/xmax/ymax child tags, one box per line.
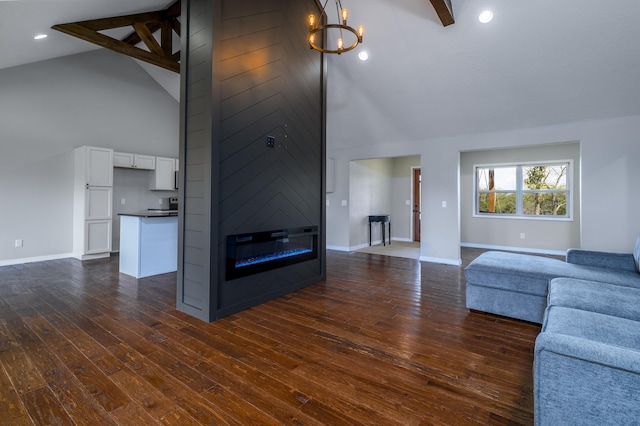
<box><xmin>73</xmin><ymin>146</ymin><xmax>113</xmax><ymax>260</ymax></box>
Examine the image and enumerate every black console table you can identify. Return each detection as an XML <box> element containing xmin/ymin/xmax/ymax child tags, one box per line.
<box><xmin>368</xmin><ymin>215</ymin><xmax>391</xmax><ymax>246</ymax></box>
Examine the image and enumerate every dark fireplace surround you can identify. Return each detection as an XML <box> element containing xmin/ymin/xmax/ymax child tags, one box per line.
<box><xmin>226</xmin><ymin>226</ymin><xmax>318</xmax><ymax>281</ymax></box>
<box><xmin>176</xmin><ymin>0</ymin><xmax>326</xmax><ymax>322</ymax></box>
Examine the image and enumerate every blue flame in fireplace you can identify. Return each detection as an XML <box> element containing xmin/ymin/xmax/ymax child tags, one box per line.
<box><xmin>236</xmin><ymin>247</ymin><xmax>313</xmax><ymax>268</ymax></box>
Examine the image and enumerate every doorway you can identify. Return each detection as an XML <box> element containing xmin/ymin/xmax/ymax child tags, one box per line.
<box><xmin>347</xmin><ymin>155</ymin><xmax>421</xmax><ymax>259</ymax></box>
<box><xmin>412</xmin><ymin>167</ymin><xmax>421</xmax><ymax>242</ymax></box>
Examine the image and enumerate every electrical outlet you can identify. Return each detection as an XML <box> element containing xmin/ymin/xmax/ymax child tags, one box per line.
<box><xmin>405</xmin><ymin>200</ymin><xmax>411</xmax><ymax>206</ymax></box>
<box><xmin>159</xmin><ymin>199</ymin><xmax>163</xmax><ymax>205</ymax></box>
<box><xmin>442</xmin><ymin>201</ymin><xmax>447</xmax><ymax>208</ymax></box>
<box><xmin>326</xmin><ymin>199</ymin><xmax>330</xmax><ymax>206</ymax></box>
<box><xmin>121</xmin><ymin>198</ymin><xmax>126</xmax><ymax>205</ymax></box>
<box><xmin>266</xmin><ymin>135</ymin><xmax>275</xmax><ymax>148</ymax></box>
<box><xmin>520</xmin><ymin>233</ymin><xmax>525</xmax><ymax>239</ymax></box>
<box><xmin>341</xmin><ymin>200</ymin><xmax>348</xmax><ymax>207</ymax></box>
<box><xmin>15</xmin><ymin>239</ymin><xmax>23</xmax><ymax>248</ymax></box>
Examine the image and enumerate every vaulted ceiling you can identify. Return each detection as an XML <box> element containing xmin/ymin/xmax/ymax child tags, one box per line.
<box><xmin>2</xmin><ymin>0</ymin><xmax>640</xmax><ymax>146</ymax></box>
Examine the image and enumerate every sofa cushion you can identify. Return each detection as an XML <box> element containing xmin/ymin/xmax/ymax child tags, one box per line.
<box><xmin>548</xmin><ymin>278</ymin><xmax>640</xmax><ymax>321</ymax></box>
<box><xmin>465</xmin><ymin>251</ymin><xmax>640</xmax><ymax>294</ymax></box>
<box><xmin>541</xmin><ymin>306</ymin><xmax>640</xmax><ymax>351</ymax></box>
<box><xmin>464</xmin><ymin>252</ymin><xmax>561</xmax><ymax>296</ymax></box>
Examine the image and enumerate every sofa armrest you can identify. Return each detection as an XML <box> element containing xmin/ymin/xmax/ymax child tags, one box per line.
<box><xmin>535</xmin><ymin>332</ymin><xmax>640</xmax><ymax>374</ymax></box>
<box><xmin>534</xmin><ymin>332</ymin><xmax>640</xmax><ymax>425</ymax></box>
<box><xmin>565</xmin><ymin>249</ymin><xmax>637</xmax><ymax>272</ymax></box>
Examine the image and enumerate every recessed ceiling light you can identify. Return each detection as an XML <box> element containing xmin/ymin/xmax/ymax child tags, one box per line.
<box><xmin>478</xmin><ymin>10</ymin><xmax>493</xmax><ymax>24</ymax></box>
<box><xmin>358</xmin><ymin>51</ymin><xmax>369</xmax><ymax>61</ymax></box>
<box><xmin>34</xmin><ymin>34</ymin><xmax>48</xmax><ymax>40</ymax></box>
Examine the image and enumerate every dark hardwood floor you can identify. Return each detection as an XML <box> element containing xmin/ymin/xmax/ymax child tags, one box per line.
<box><xmin>0</xmin><ymin>248</ymin><xmax>539</xmax><ymax>425</ymax></box>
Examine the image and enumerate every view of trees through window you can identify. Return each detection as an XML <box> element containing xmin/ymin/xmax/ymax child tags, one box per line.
<box><xmin>476</xmin><ymin>163</ymin><xmax>569</xmax><ymax>217</ymax></box>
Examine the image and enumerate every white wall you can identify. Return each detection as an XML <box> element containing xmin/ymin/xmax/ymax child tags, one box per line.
<box><xmin>348</xmin><ymin>158</ymin><xmax>393</xmax><ymax>248</ymax></box>
<box><xmin>0</xmin><ymin>49</ymin><xmax>179</xmax><ymax>263</ymax></box>
<box><xmin>460</xmin><ymin>142</ymin><xmax>581</xmax><ymax>253</ymax></box>
<box><xmin>327</xmin><ymin>115</ymin><xmax>640</xmax><ymax>264</ymax></box>
<box><xmin>391</xmin><ymin>155</ymin><xmax>420</xmax><ymax>242</ymax></box>
<box><xmin>327</xmin><ymin>155</ymin><xmax>420</xmax><ymax>250</ymax></box>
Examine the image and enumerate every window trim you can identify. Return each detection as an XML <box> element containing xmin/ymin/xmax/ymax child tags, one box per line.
<box><xmin>473</xmin><ymin>159</ymin><xmax>573</xmax><ymax>221</ymax></box>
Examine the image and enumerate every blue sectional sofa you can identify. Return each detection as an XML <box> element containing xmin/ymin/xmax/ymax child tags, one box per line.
<box><xmin>464</xmin><ymin>236</ymin><xmax>640</xmax><ymax>425</ymax></box>
<box><xmin>464</xmin><ymin>243</ymin><xmax>640</xmax><ymax>324</ymax></box>
<box><xmin>534</xmin><ymin>278</ymin><xmax>640</xmax><ymax>425</ymax></box>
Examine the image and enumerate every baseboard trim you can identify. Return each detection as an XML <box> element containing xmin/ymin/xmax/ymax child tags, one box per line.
<box><xmin>0</xmin><ymin>253</ymin><xmax>74</xmax><ymax>267</ymax></box>
<box><xmin>350</xmin><ymin>242</ymin><xmax>378</xmax><ymax>251</ymax></box>
<box><xmin>326</xmin><ymin>245</ymin><xmax>350</xmax><ymax>252</ymax></box>
<box><xmin>74</xmin><ymin>252</ymin><xmax>111</xmax><ymax>261</ymax></box>
<box><xmin>391</xmin><ymin>237</ymin><xmax>414</xmax><ymax>243</ymax></box>
<box><xmin>419</xmin><ymin>256</ymin><xmax>462</xmax><ymax>266</ymax></box>
<box><xmin>460</xmin><ymin>242</ymin><xmax>565</xmax><ymax>256</ymax></box>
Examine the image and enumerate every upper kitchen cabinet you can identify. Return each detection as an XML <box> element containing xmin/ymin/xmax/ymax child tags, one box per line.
<box><xmin>150</xmin><ymin>157</ymin><xmax>177</xmax><ymax>190</ymax></box>
<box><xmin>82</xmin><ymin>146</ymin><xmax>113</xmax><ymax>186</ymax></box>
<box><xmin>113</xmin><ymin>152</ymin><xmax>156</xmax><ymax>170</ymax></box>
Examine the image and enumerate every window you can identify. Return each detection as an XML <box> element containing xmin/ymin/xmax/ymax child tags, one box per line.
<box><xmin>475</xmin><ymin>161</ymin><xmax>571</xmax><ymax>219</ymax></box>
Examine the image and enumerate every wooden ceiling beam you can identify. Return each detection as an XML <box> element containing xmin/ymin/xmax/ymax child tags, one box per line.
<box><xmin>122</xmin><ymin>22</ymin><xmax>161</xmax><ymax>46</ymax></box>
<box><xmin>161</xmin><ymin>19</ymin><xmax>173</xmax><ymax>57</ymax></box>
<box><xmin>133</xmin><ymin>22</ymin><xmax>164</xmax><ymax>56</ymax></box>
<box><xmin>429</xmin><ymin>0</ymin><xmax>455</xmax><ymax>26</ymax></box>
<box><xmin>165</xmin><ymin>0</ymin><xmax>181</xmax><ymax>18</ymax></box>
<box><xmin>51</xmin><ymin>22</ymin><xmax>179</xmax><ymax>73</ymax></box>
<box><xmin>51</xmin><ymin>0</ymin><xmax>181</xmax><ymax>73</ymax></box>
<box><xmin>171</xmin><ymin>18</ymin><xmax>181</xmax><ymax>36</ymax></box>
<box><xmin>66</xmin><ymin>11</ymin><xmax>166</xmax><ymax>32</ymax></box>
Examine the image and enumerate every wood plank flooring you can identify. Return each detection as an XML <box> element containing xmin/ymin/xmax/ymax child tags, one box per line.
<box><xmin>0</xmin><ymin>248</ymin><xmax>540</xmax><ymax>425</ymax></box>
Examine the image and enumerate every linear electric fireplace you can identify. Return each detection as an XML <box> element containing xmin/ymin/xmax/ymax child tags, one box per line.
<box><xmin>226</xmin><ymin>226</ymin><xmax>318</xmax><ymax>280</ymax></box>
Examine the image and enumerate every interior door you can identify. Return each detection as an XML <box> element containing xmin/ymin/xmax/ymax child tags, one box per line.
<box><xmin>413</xmin><ymin>168</ymin><xmax>421</xmax><ymax>242</ymax></box>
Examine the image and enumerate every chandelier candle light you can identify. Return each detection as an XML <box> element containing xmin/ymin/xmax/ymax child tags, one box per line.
<box><xmin>308</xmin><ymin>0</ymin><xmax>364</xmax><ymax>54</ymax></box>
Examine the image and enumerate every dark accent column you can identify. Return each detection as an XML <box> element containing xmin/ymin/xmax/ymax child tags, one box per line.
<box><xmin>177</xmin><ymin>0</ymin><xmax>326</xmax><ymax>321</ymax></box>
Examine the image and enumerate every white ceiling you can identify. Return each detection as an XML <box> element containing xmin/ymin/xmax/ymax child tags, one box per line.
<box><xmin>327</xmin><ymin>0</ymin><xmax>640</xmax><ymax>147</ymax></box>
<box><xmin>2</xmin><ymin>0</ymin><xmax>640</xmax><ymax>146</ymax></box>
<box><xmin>0</xmin><ymin>0</ymin><xmax>173</xmax><ymax>71</ymax></box>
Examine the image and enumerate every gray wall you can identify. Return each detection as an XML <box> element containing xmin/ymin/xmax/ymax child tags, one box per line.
<box><xmin>391</xmin><ymin>155</ymin><xmax>421</xmax><ymax>242</ymax></box>
<box><xmin>327</xmin><ymin>115</ymin><xmax>640</xmax><ymax>264</ymax></box>
<box><xmin>344</xmin><ymin>155</ymin><xmax>419</xmax><ymax>249</ymax></box>
<box><xmin>460</xmin><ymin>143</ymin><xmax>581</xmax><ymax>252</ymax></box>
<box><xmin>349</xmin><ymin>158</ymin><xmax>393</xmax><ymax>246</ymax></box>
<box><xmin>0</xmin><ymin>49</ymin><xmax>179</xmax><ymax>263</ymax></box>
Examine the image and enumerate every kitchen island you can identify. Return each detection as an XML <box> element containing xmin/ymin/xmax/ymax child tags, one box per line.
<box><xmin>118</xmin><ymin>211</ymin><xmax>177</xmax><ymax>278</ymax></box>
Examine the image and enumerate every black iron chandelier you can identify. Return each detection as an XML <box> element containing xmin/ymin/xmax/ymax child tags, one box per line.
<box><xmin>308</xmin><ymin>0</ymin><xmax>364</xmax><ymax>54</ymax></box>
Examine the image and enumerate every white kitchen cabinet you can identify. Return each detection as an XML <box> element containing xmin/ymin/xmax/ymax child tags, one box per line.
<box><xmin>149</xmin><ymin>156</ymin><xmax>177</xmax><ymax>190</ymax></box>
<box><xmin>86</xmin><ymin>187</ymin><xmax>112</xmax><ymax>220</ymax></box>
<box><xmin>73</xmin><ymin>146</ymin><xmax>113</xmax><ymax>260</ymax></box>
<box><xmin>84</xmin><ymin>146</ymin><xmax>113</xmax><ymax>186</ymax></box>
<box><xmin>113</xmin><ymin>152</ymin><xmax>156</xmax><ymax>170</ymax></box>
<box><xmin>84</xmin><ymin>220</ymin><xmax>112</xmax><ymax>255</ymax></box>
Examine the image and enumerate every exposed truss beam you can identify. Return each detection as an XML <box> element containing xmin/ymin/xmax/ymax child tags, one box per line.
<box><xmin>52</xmin><ymin>0</ymin><xmax>181</xmax><ymax>73</ymax></box>
<box><xmin>429</xmin><ymin>0</ymin><xmax>455</xmax><ymax>26</ymax></box>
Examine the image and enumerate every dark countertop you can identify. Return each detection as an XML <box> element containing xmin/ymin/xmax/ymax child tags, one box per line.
<box><xmin>118</xmin><ymin>210</ymin><xmax>178</xmax><ymax>218</ymax></box>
